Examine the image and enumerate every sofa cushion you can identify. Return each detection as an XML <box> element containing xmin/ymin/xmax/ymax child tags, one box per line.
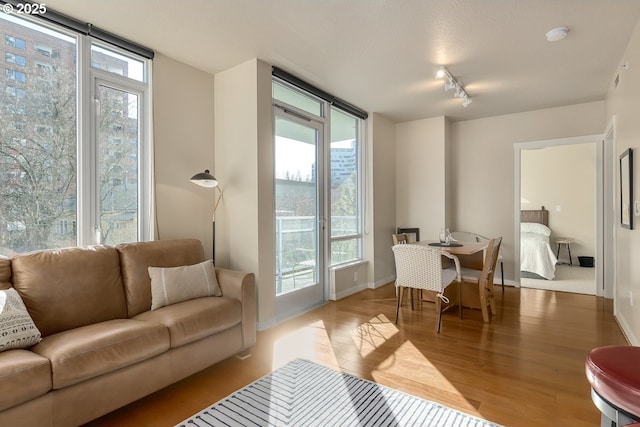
<box><xmin>31</xmin><ymin>319</ymin><xmax>169</xmax><ymax>389</ymax></box>
<box><xmin>0</xmin><ymin>257</ymin><xmax>11</xmax><ymax>290</ymax></box>
<box><xmin>133</xmin><ymin>297</ymin><xmax>241</xmax><ymax>348</ymax></box>
<box><xmin>0</xmin><ymin>349</ymin><xmax>51</xmax><ymax>411</ymax></box>
<box><xmin>0</xmin><ymin>288</ymin><xmax>42</xmax><ymax>351</ymax></box>
<box><xmin>11</xmin><ymin>246</ymin><xmax>127</xmax><ymax>337</ymax></box>
<box><xmin>117</xmin><ymin>239</ymin><xmax>205</xmax><ymax>317</ymax></box>
<box><xmin>149</xmin><ymin>260</ymin><xmax>222</xmax><ymax>310</ymax></box>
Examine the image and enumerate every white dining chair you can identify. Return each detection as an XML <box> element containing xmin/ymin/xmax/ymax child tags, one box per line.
<box><xmin>392</xmin><ymin>244</ymin><xmax>461</xmax><ymax>333</ymax></box>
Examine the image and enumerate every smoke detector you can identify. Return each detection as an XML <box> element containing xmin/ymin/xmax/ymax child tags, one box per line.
<box><xmin>546</xmin><ymin>27</ymin><xmax>569</xmax><ymax>42</ymax></box>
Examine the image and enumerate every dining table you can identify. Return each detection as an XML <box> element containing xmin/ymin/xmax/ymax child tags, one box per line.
<box><xmin>415</xmin><ymin>240</ymin><xmax>487</xmax><ymax>257</ymax></box>
<box><xmin>414</xmin><ymin>239</ymin><xmax>488</xmax><ymax>311</ymax></box>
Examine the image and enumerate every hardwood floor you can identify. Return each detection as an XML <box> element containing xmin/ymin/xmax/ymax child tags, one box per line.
<box><xmin>85</xmin><ymin>284</ymin><xmax>627</xmax><ymax>427</ymax></box>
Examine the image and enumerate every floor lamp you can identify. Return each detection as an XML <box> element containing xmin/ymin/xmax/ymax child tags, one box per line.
<box><xmin>190</xmin><ymin>169</ymin><xmax>222</xmax><ymax>264</ymax></box>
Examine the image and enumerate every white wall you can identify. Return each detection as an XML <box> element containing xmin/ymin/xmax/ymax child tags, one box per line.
<box><xmin>330</xmin><ymin>262</ymin><xmax>369</xmax><ymax>300</ymax></box>
<box><xmin>367</xmin><ymin>113</ymin><xmax>397</xmax><ymax>288</ymax></box>
<box><xmin>153</xmin><ymin>54</ymin><xmax>215</xmax><ymax>258</ymax></box>
<box><xmin>606</xmin><ymin>16</ymin><xmax>640</xmax><ymax>345</ymax></box>
<box><xmin>450</xmin><ymin>102</ymin><xmax>606</xmax><ymax>282</ymax></box>
<box><xmin>151</xmin><ymin>53</ymin><xmax>617</xmax><ymax>336</ymax></box>
<box><xmin>521</xmin><ymin>143</ymin><xmax>597</xmax><ymax>263</ymax></box>
<box><xmin>214</xmin><ymin>58</ymin><xmax>275</xmax><ymax>328</ymax></box>
<box><xmin>395</xmin><ymin>116</ymin><xmax>448</xmax><ymax>240</ymax></box>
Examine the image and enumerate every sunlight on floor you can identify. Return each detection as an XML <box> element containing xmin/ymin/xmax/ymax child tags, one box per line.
<box><xmin>271</xmin><ymin>313</ymin><xmax>483</xmax><ymax>419</ymax></box>
<box><xmin>351</xmin><ymin>314</ymin><xmax>399</xmax><ymax>358</ymax></box>
<box><xmin>271</xmin><ymin>320</ymin><xmax>339</xmax><ymax>371</ymax></box>
<box><xmin>371</xmin><ymin>339</ymin><xmax>481</xmax><ymax>416</ymax></box>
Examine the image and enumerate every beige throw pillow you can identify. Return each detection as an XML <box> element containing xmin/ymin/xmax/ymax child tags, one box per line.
<box><xmin>148</xmin><ymin>260</ymin><xmax>222</xmax><ymax>310</ymax></box>
<box><xmin>0</xmin><ymin>288</ymin><xmax>42</xmax><ymax>352</ymax></box>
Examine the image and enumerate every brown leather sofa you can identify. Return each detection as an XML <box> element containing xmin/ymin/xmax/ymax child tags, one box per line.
<box><xmin>0</xmin><ymin>238</ymin><xmax>256</xmax><ymax>427</ymax></box>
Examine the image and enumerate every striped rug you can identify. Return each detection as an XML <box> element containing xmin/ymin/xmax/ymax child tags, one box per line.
<box><xmin>176</xmin><ymin>359</ymin><xmax>502</xmax><ymax>427</ymax></box>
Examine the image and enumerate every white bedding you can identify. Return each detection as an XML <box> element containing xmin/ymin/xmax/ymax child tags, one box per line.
<box><xmin>520</xmin><ymin>228</ymin><xmax>557</xmax><ymax>280</ymax></box>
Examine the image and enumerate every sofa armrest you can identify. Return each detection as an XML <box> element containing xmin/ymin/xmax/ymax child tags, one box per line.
<box><xmin>215</xmin><ymin>268</ymin><xmax>256</xmax><ymax>349</ymax></box>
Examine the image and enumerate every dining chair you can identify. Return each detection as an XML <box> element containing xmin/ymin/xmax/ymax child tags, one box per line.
<box><xmin>459</xmin><ymin>237</ymin><xmax>502</xmax><ymax>323</ymax></box>
<box><xmin>392</xmin><ymin>233</ymin><xmax>409</xmax><ymax>245</ymax></box>
<box><xmin>450</xmin><ymin>231</ymin><xmax>479</xmax><ymax>243</ymax></box>
<box><xmin>392</xmin><ymin>244</ymin><xmax>461</xmax><ymax>333</ymax></box>
<box><xmin>396</xmin><ymin>227</ymin><xmax>420</xmax><ymax>242</ymax></box>
<box><xmin>391</xmin><ymin>233</ymin><xmax>414</xmax><ymax>304</ymax></box>
<box><xmin>451</xmin><ymin>230</ymin><xmax>505</xmax><ymax>293</ymax></box>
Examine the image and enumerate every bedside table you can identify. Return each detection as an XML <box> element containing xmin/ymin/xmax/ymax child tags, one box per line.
<box><xmin>554</xmin><ymin>237</ymin><xmax>575</xmax><ymax>265</ymax></box>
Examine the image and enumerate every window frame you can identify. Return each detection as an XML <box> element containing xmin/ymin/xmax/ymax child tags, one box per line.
<box><xmin>78</xmin><ymin>36</ymin><xmax>153</xmax><ymax>246</ymax></box>
<box><xmin>272</xmin><ymin>78</ymin><xmax>365</xmax><ymax>269</ymax></box>
<box><xmin>5</xmin><ymin>68</ymin><xmax>26</xmax><ymax>82</ymax></box>
<box><xmin>329</xmin><ymin>105</ymin><xmax>364</xmax><ymax>267</ymax></box>
<box><xmin>5</xmin><ymin>51</ymin><xmax>26</xmax><ymax>66</ymax></box>
<box><xmin>5</xmin><ymin>34</ymin><xmax>26</xmax><ymax>49</ymax></box>
<box><xmin>0</xmin><ymin>12</ymin><xmax>152</xmax><ymax>254</ymax></box>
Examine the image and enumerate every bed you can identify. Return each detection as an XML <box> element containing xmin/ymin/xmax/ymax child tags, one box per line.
<box><xmin>520</xmin><ymin>206</ymin><xmax>558</xmax><ymax>280</ymax></box>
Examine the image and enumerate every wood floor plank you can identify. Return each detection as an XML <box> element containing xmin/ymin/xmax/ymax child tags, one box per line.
<box><xmin>84</xmin><ymin>284</ymin><xmax>627</xmax><ymax>427</ymax></box>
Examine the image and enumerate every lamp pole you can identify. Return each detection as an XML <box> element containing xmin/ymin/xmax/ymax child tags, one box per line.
<box><xmin>190</xmin><ymin>170</ymin><xmax>222</xmax><ymax>263</ymax></box>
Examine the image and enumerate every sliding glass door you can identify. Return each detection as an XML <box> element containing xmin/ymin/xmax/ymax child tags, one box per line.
<box><xmin>274</xmin><ymin>111</ymin><xmax>325</xmax><ymax>317</ymax></box>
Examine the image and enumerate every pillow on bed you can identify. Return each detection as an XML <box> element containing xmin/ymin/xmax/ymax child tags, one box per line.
<box><xmin>521</xmin><ymin>222</ymin><xmax>551</xmax><ymax>237</ymax></box>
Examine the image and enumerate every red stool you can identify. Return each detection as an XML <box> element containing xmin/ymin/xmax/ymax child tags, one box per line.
<box><xmin>586</xmin><ymin>345</ymin><xmax>640</xmax><ymax>427</ymax></box>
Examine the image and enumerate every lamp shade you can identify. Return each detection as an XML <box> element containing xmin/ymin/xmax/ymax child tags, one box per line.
<box><xmin>190</xmin><ymin>170</ymin><xmax>218</xmax><ymax>188</ymax></box>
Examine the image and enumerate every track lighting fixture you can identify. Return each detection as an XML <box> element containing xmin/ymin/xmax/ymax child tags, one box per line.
<box><xmin>436</xmin><ymin>66</ymin><xmax>472</xmax><ymax>107</ymax></box>
<box><xmin>444</xmin><ymin>77</ymin><xmax>456</xmax><ymax>91</ymax></box>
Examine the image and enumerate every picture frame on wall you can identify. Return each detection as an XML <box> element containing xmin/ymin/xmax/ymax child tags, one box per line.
<box><xmin>620</xmin><ymin>148</ymin><xmax>633</xmax><ymax>229</ymax></box>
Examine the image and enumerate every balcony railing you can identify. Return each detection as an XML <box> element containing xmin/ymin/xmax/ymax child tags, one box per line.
<box><xmin>275</xmin><ymin>215</ymin><xmax>360</xmax><ymax>294</ymax></box>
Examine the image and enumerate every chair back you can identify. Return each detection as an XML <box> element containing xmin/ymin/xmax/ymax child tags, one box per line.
<box><xmin>392</xmin><ymin>244</ymin><xmax>445</xmax><ymax>293</ymax></box>
<box><xmin>480</xmin><ymin>237</ymin><xmax>502</xmax><ymax>285</ymax></box>
<box><xmin>392</xmin><ymin>233</ymin><xmax>409</xmax><ymax>245</ymax></box>
<box><xmin>396</xmin><ymin>227</ymin><xmax>420</xmax><ymax>242</ymax></box>
<box><xmin>450</xmin><ymin>231</ymin><xmax>481</xmax><ymax>242</ymax></box>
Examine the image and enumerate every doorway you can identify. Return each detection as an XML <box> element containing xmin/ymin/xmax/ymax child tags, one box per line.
<box><xmin>514</xmin><ymin>134</ymin><xmax>609</xmax><ymax>296</ymax></box>
<box><xmin>273</xmin><ymin>111</ymin><xmax>325</xmax><ymax>319</ymax></box>
<box><xmin>271</xmin><ymin>77</ymin><xmax>365</xmax><ymax>322</ymax></box>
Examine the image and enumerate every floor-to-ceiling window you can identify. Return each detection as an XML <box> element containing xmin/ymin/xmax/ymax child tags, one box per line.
<box><xmin>272</xmin><ymin>77</ymin><xmax>365</xmax><ymax>318</ymax></box>
<box><xmin>330</xmin><ymin>107</ymin><xmax>362</xmax><ymax>265</ymax></box>
<box><xmin>0</xmin><ymin>11</ymin><xmax>152</xmax><ymax>256</ymax></box>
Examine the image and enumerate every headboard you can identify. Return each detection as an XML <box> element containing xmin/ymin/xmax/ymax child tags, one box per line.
<box><xmin>521</xmin><ymin>206</ymin><xmax>549</xmax><ymax>226</ymax></box>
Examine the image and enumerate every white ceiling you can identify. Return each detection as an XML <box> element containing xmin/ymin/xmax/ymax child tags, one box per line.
<box><xmin>46</xmin><ymin>0</ymin><xmax>640</xmax><ymax>122</ymax></box>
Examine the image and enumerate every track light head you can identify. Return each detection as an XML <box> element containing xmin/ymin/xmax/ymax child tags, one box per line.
<box><xmin>436</xmin><ymin>65</ymin><xmax>472</xmax><ymax>107</ymax></box>
<box><xmin>444</xmin><ymin>77</ymin><xmax>456</xmax><ymax>91</ymax></box>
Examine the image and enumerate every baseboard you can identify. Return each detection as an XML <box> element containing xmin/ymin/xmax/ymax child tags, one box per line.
<box><xmin>502</xmin><ymin>279</ymin><xmax>519</xmax><ymax>287</ymax></box>
<box><xmin>258</xmin><ymin>300</ymin><xmax>327</xmax><ymax>331</ymax></box>
<box><xmin>369</xmin><ymin>275</ymin><xmax>395</xmax><ymax>289</ymax></box>
<box><xmin>615</xmin><ymin>313</ymin><xmax>639</xmax><ymax>346</ymax></box>
<box><xmin>257</xmin><ymin>318</ymin><xmax>277</xmax><ymax>331</ymax></box>
<box><xmin>330</xmin><ymin>283</ymin><xmax>369</xmax><ymax>301</ymax></box>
